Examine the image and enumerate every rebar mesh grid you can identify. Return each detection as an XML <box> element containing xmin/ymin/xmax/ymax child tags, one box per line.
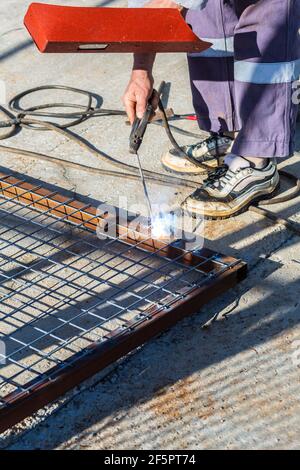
<box><xmin>0</xmin><ymin>171</ymin><xmax>246</xmax><ymax>432</ymax></box>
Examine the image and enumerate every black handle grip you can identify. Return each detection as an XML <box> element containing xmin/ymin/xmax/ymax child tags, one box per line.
<box><xmin>129</xmin><ymin>82</ymin><xmax>166</xmax><ymax>154</ymax></box>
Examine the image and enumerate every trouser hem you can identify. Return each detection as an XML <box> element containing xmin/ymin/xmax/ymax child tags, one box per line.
<box><xmin>197</xmin><ymin>115</ymin><xmax>236</xmax><ymax>134</ymax></box>
<box><xmin>232</xmin><ymin>138</ymin><xmax>291</xmax><ymax>159</ymax></box>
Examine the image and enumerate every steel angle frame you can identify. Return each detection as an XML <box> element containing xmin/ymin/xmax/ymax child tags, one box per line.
<box><xmin>0</xmin><ymin>169</ymin><xmax>247</xmax><ymax>433</ymax></box>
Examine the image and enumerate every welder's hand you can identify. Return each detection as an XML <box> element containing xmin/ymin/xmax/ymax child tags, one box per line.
<box><xmin>123</xmin><ymin>0</ymin><xmax>185</xmax><ymax>124</ymax></box>
<box><xmin>123</xmin><ymin>70</ymin><xmax>154</xmax><ymax>125</ymax></box>
<box><xmin>144</xmin><ymin>0</ymin><xmax>181</xmax><ymax>9</ymax></box>
<box><xmin>144</xmin><ymin>0</ymin><xmax>186</xmax><ymax>15</ymax></box>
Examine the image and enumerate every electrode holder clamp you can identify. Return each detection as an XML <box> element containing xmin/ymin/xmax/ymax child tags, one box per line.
<box><xmin>129</xmin><ymin>101</ymin><xmax>155</xmax><ymax>155</ymax></box>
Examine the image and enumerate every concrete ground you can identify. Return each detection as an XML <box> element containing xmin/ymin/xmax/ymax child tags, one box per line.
<box><xmin>0</xmin><ymin>0</ymin><xmax>300</xmax><ymax>450</ymax></box>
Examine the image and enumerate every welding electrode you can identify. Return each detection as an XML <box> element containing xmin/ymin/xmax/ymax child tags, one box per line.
<box><xmin>135</xmin><ymin>150</ymin><xmax>153</xmax><ymax>219</ymax></box>
<box><xmin>129</xmin><ymin>82</ymin><xmax>166</xmax><ymax>219</ymax></box>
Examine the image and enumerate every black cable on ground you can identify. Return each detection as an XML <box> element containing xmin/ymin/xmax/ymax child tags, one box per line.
<box><xmin>0</xmin><ymin>85</ymin><xmax>203</xmax><ymax>190</ymax></box>
<box><xmin>0</xmin><ymin>84</ymin><xmax>300</xmax><ymax>236</ymax></box>
<box><xmin>248</xmin><ymin>169</ymin><xmax>300</xmax><ymax>236</ymax></box>
<box><xmin>157</xmin><ymin>97</ymin><xmax>212</xmax><ymax>172</ymax></box>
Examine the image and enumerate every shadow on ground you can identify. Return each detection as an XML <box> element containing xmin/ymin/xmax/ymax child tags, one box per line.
<box><xmin>0</xmin><ymin>148</ymin><xmax>299</xmax><ymax>448</ymax></box>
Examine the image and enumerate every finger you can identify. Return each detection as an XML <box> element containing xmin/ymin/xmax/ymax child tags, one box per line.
<box><xmin>150</xmin><ymin>89</ymin><xmax>160</xmax><ymax>110</ymax></box>
<box><xmin>136</xmin><ymin>94</ymin><xmax>148</xmax><ymax>119</ymax></box>
<box><xmin>180</xmin><ymin>7</ymin><xmax>187</xmax><ymax>18</ymax></box>
<box><xmin>123</xmin><ymin>96</ymin><xmax>136</xmax><ymax>125</ymax></box>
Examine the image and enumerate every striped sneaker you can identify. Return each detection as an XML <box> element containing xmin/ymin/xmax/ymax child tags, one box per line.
<box><xmin>182</xmin><ymin>159</ymin><xmax>280</xmax><ymax>219</ymax></box>
<box><xmin>161</xmin><ymin>133</ymin><xmax>234</xmax><ymax>175</ymax></box>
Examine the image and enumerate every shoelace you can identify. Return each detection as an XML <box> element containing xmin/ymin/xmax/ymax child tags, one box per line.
<box><xmin>204</xmin><ymin>164</ymin><xmax>249</xmax><ymax>190</ymax></box>
<box><xmin>204</xmin><ymin>164</ymin><xmax>229</xmax><ymax>188</ymax></box>
<box><xmin>192</xmin><ymin>134</ymin><xmax>221</xmax><ymax>151</ymax></box>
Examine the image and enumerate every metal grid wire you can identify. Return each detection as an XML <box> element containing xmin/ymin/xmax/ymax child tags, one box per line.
<box><xmin>0</xmin><ymin>178</ymin><xmax>235</xmax><ymax>408</ymax></box>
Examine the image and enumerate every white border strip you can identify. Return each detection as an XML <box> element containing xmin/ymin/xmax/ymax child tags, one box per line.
<box><xmin>189</xmin><ymin>36</ymin><xmax>234</xmax><ymax>58</ymax></box>
<box><xmin>235</xmin><ymin>59</ymin><xmax>300</xmax><ymax>84</ymax></box>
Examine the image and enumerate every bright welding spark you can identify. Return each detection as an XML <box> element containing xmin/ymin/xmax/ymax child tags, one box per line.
<box><xmin>151</xmin><ymin>212</ymin><xmax>177</xmax><ymax>240</ymax></box>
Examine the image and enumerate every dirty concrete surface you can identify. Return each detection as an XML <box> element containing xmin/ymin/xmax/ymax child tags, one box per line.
<box><xmin>0</xmin><ymin>0</ymin><xmax>300</xmax><ymax>450</ymax></box>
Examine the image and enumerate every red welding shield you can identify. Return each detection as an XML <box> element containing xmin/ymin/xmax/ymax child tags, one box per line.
<box><xmin>24</xmin><ymin>3</ymin><xmax>211</xmax><ymax>54</ymax></box>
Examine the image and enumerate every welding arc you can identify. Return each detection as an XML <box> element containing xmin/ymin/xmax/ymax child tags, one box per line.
<box><xmin>0</xmin><ymin>85</ymin><xmax>202</xmax><ymax>190</ymax></box>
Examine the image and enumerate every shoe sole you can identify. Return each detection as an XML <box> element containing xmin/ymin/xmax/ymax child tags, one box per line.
<box><xmin>161</xmin><ymin>157</ymin><xmax>222</xmax><ymax>176</ymax></box>
<box><xmin>186</xmin><ymin>182</ymin><xmax>281</xmax><ymax>220</ymax></box>
<box><xmin>160</xmin><ymin>142</ymin><xmax>232</xmax><ymax>175</ymax></box>
<box><xmin>161</xmin><ymin>161</ymin><xmax>210</xmax><ymax>176</ymax></box>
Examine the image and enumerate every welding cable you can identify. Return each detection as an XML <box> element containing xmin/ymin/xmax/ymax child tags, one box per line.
<box><xmin>248</xmin><ymin>169</ymin><xmax>300</xmax><ymax>237</ymax></box>
<box><xmin>0</xmin><ymin>85</ymin><xmax>203</xmax><ymax>190</ymax></box>
<box><xmin>1</xmin><ymin>85</ymin><xmax>300</xmax><ymax>236</ymax></box>
<box><xmin>157</xmin><ymin>97</ymin><xmax>212</xmax><ymax>172</ymax></box>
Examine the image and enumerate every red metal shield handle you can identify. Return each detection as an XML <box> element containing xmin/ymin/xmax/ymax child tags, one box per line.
<box><xmin>24</xmin><ymin>3</ymin><xmax>212</xmax><ymax>53</ymax></box>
